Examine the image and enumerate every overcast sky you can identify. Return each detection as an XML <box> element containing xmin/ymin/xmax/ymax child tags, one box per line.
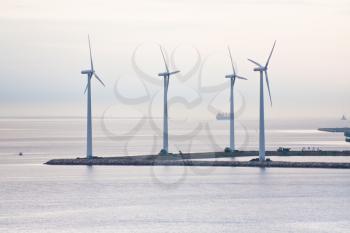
<box><xmin>0</xmin><ymin>0</ymin><xmax>349</xmax><ymax>119</ymax></box>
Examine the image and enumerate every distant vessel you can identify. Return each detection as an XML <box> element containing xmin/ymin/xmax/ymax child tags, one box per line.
<box><xmin>216</xmin><ymin>112</ymin><xmax>230</xmax><ymax>120</ymax></box>
<box><xmin>341</xmin><ymin>115</ymin><xmax>347</xmax><ymax>121</ymax></box>
<box><xmin>344</xmin><ymin>130</ymin><xmax>350</xmax><ymax>142</ymax></box>
<box><xmin>318</xmin><ymin>127</ymin><xmax>350</xmax><ymax>143</ymax></box>
<box><xmin>318</xmin><ymin>127</ymin><xmax>350</xmax><ymax>133</ymax></box>
<box><xmin>345</xmin><ymin>131</ymin><xmax>350</xmax><ymax>143</ymax></box>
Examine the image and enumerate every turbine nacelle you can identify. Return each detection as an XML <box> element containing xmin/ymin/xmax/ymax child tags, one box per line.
<box><xmin>248</xmin><ymin>41</ymin><xmax>276</xmax><ymax>106</ymax></box>
<box><xmin>82</xmin><ymin>35</ymin><xmax>105</xmax><ymax>94</ymax></box>
<box><xmin>226</xmin><ymin>46</ymin><xmax>248</xmax><ymax>82</ymax></box>
<box><xmin>81</xmin><ymin>69</ymin><xmax>93</xmax><ymax>75</ymax></box>
<box><xmin>158</xmin><ymin>70</ymin><xmax>180</xmax><ymax>77</ymax></box>
<box><xmin>248</xmin><ymin>59</ymin><xmax>267</xmax><ymax>72</ymax></box>
<box><xmin>225</xmin><ymin>74</ymin><xmax>248</xmax><ymax>80</ymax></box>
<box><xmin>253</xmin><ymin>67</ymin><xmax>267</xmax><ymax>72</ymax></box>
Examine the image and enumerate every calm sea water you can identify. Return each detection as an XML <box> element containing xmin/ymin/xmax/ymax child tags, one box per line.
<box><xmin>0</xmin><ymin>117</ymin><xmax>349</xmax><ymax>161</ymax></box>
<box><xmin>1</xmin><ymin>118</ymin><xmax>350</xmax><ymax>232</ymax></box>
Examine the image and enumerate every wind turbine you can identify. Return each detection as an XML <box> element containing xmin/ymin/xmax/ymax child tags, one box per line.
<box><xmin>225</xmin><ymin>47</ymin><xmax>247</xmax><ymax>153</ymax></box>
<box><xmin>81</xmin><ymin>35</ymin><xmax>105</xmax><ymax>159</ymax></box>
<box><xmin>158</xmin><ymin>46</ymin><xmax>180</xmax><ymax>155</ymax></box>
<box><xmin>248</xmin><ymin>41</ymin><xmax>276</xmax><ymax>162</ymax></box>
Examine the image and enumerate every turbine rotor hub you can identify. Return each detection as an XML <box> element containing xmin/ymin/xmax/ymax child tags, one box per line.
<box><xmin>254</xmin><ymin>67</ymin><xmax>267</xmax><ymax>72</ymax></box>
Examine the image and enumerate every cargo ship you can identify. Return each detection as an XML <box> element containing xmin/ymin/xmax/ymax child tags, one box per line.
<box><xmin>216</xmin><ymin>112</ymin><xmax>230</xmax><ymax>120</ymax></box>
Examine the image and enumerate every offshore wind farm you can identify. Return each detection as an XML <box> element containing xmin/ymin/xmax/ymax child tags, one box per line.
<box><xmin>45</xmin><ymin>38</ymin><xmax>350</xmax><ymax>169</ymax></box>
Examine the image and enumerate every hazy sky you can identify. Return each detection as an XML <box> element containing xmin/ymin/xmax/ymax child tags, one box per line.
<box><xmin>0</xmin><ymin>0</ymin><xmax>349</xmax><ymax>119</ymax></box>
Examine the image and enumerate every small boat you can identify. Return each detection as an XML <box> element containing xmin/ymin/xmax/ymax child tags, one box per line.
<box><xmin>341</xmin><ymin>115</ymin><xmax>347</xmax><ymax>121</ymax></box>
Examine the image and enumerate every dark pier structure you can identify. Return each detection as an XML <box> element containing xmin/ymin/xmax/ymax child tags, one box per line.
<box><xmin>46</xmin><ymin>151</ymin><xmax>350</xmax><ymax>169</ymax></box>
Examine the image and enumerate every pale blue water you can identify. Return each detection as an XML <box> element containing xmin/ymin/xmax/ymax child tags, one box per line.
<box><xmin>0</xmin><ymin>118</ymin><xmax>348</xmax><ymax>161</ymax></box>
<box><xmin>0</xmin><ymin>118</ymin><xmax>350</xmax><ymax>232</ymax></box>
<box><xmin>1</xmin><ymin>165</ymin><xmax>350</xmax><ymax>233</ymax></box>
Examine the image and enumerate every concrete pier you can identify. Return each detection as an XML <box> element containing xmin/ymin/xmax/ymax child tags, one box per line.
<box><xmin>45</xmin><ymin>151</ymin><xmax>350</xmax><ymax>169</ymax></box>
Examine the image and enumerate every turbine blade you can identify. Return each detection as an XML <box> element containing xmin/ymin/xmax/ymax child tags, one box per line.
<box><xmin>236</xmin><ymin>75</ymin><xmax>248</xmax><ymax>80</ymax></box>
<box><xmin>168</xmin><ymin>70</ymin><xmax>180</xmax><ymax>75</ymax></box>
<box><xmin>88</xmin><ymin>35</ymin><xmax>94</xmax><ymax>71</ymax></box>
<box><xmin>265</xmin><ymin>40</ymin><xmax>276</xmax><ymax>67</ymax></box>
<box><xmin>228</xmin><ymin>46</ymin><xmax>236</xmax><ymax>75</ymax></box>
<box><xmin>264</xmin><ymin>71</ymin><xmax>272</xmax><ymax>106</ymax></box>
<box><xmin>84</xmin><ymin>83</ymin><xmax>89</xmax><ymax>94</ymax></box>
<box><xmin>159</xmin><ymin>46</ymin><xmax>169</xmax><ymax>73</ymax></box>
<box><xmin>232</xmin><ymin>77</ymin><xmax>236</xmax><ymax>87</ymax></box>
<box><xmin>248</xmin><ymin>59</ymin><xmax>263</xmax><ymax>67</ymax></box>
<box><xmin>94</xmin><ymin>73</ymin><xmax>105</xmax><ymax>86</ymax></box>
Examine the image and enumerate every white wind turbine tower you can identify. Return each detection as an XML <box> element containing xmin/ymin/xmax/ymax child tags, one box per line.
<box><xmin>248</xmin><ymin>41</ymin><xmax>276</xmax><ymax>162</ymax></box>
<box><xmin>225</xmin><ymin>47</ymin><xmax>247</xmax><ymax>153</ymax></box>
<box><xmin>158</xmin><ymin>46</ymin><xmax>180</xmax><ymax>155</ymax></box>
<box><xmin>81</xmin><ymin>36</ymin><xmax>105</xmax><ymax>159</ymax></box>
